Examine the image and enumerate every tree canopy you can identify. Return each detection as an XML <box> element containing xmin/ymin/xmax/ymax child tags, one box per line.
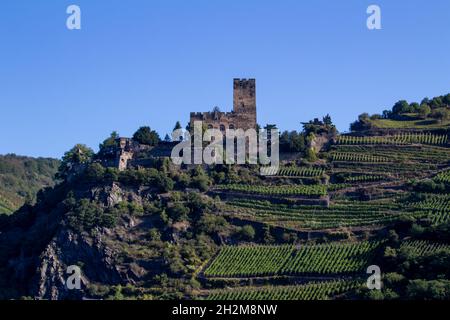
<box><xmin>132</xmin><ymin>126</ymin><xmax>160</xmax><ymax>146</ymax></box>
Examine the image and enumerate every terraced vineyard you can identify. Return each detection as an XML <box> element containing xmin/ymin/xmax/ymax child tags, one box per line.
<box><xmin>204</xmin><ymin>241</ymin><xmax>382</xmax><ymax>278</ymax></box>
<box><xmin>280</xmin><ymin>241</ymin><xmax>383</xmax><ymax>275</ymax></box>
<box><xmin>337</xmin><ymin>133</ymin><xmax>448</xmax><ymax>146</ymax></box>
<box><xmin>205</xmin><ymin>280</ymin><xmax>360</xmax><ymax>300</ymax></box>
<box><xmin>225</xmin><ymin>199</ymin><xmax>413</xmax><ymax>229</ymax></box>
<box><xmin>400</xmin><ymin>240</ymin><xmax>450</xmax><ymax>255</ymax></box>
<box><xmin>216</xmin><ymin>184</ymin><xmax>327</xmax><ymax>197</ymax></box>
<box><xmin>328</xmin><ymin>144</ymin><xmax>449</xmax><ymax>181</ymax></box>
<box><xmin>204</xmin><ymin>245</ymin><xmax>293</xmax><ymax>277</ymax></box>
<box><xmin>434</xmin><ymin>170</ymin><xmax>450</xmax><ymax>184</ymax></box>
<box><xmin>410</xmin><ymin>194</ymin><xmax>450</xmax><ymax>224</ymax></box>
<box><xmin>331</xmin><ymin>145</ymin><xmax>450</xmax><ymax>164</ymax></box>
<box><xmin>276</xmin><ymin>167</ymin><xmax>325</xmax><ymax>177</ymax></box>
<box><xmin>331</xmin><ymin>152</ymin><xmax>390</xmax><ymax>163</ymax></box>
<box><xmin>342</xmin><ymin>174</ymin><xmax>387</xmax><ymax>183</ymax></box>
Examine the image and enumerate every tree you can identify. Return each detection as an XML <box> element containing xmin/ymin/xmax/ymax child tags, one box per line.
<box><xmin>430</xmin><ymin>97</ymin><xmax>443</xmax><ymax>109</ymax></box>
<box><xmin>382</xmin><ymin>109</ymin><xmax>392</xmax><ymax>119</ymax></box>
<box><xmin>409</xmin><ymin>102</ymin><xmax>420</xmax><ymax>113</ymax></box>
<box><xmin>173</xmin><ymin>121</ymin><xmax>182</xmax><ymax>131</ymax></box>
<box><xmin>132</xmin><ymin>126</ymin><xmax>160</xmax><ymax>146</ymax></box>
<box><xmin>421</xmin><ymin>97</ymin><xmax>430</xmax><ymax>105</ymax></box>
<box><xmin>392</xmin><ymin>100</ymin><xmax>410</xmax><ymax>114</ymax></box>
<box><xmin>164</xmin><ymin>134</ymin><xmax>171</xmax><ymax>142</ymax></box>
<box><xmin>443</xmin><ymin>93</ymin><xmax>450</xmax><ymax>106</ymax></box>
<box><xmin>431</xmin><ymin>108</ymin><xmax>450</xmax><ymax>123</ymax></box>
<box><xmin>99</xmin><ymin>131</ymin><xmax>119</xmax><ymax>150</ymax></box>
<box><xmin>323</xmin><ymin>114</ymin><xmax>333</xmax><ymax>126</ymax></box>
<box><xmin>57</xmin><ymin>144</ymin><xmax>94</xmax><ymax>179</ymax></box>
<box><xmin>290</xmin><ymin>132</ymin><xmax>305</xmax><ymax>152</ymax></box>
<box><xmin>172</xmin><ymin>121</ymin><xmax>183</xmax><ymax>141</ymax></box>
<box><xmin>168</xmin><ymin>202</ymin><xmax>190</xmax><ymax>222</ymax></box>
<box><xmin>359</xmin><ymin>113</ymin><xmax>370</xmax><ymax>122</ymax></box>
<box><xmin>239</xmin><ymin>225</ymin><xmax>255</xmax><ymax>240</ymax></box>
<box><xmin>418</xmin><ymin>104</ymin><xmax>431</xmax><ymax>119</ymax></box>
<box><xmin>306</xmin><ymin>147</ymin><xmax>317</xmax><ymax>162</ymax></box>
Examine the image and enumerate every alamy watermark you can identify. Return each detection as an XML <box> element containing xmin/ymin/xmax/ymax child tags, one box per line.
<box><xmin>66</xmin><ymin>5</ymin><xmax>81</xmax><ymax>30</ymax></box>
<box><xmin>66</xmin><ymin>265</ymin><xmax>82</xmax><ymax>290</ymax></box>
<box><xmin>366</xmin><ymin>265</ymin><xmax>382</xmax><ymax>290</ymax></box>
<box><xmin>170</xmin><ymin>121</ymin><xmax>280</xmax><ymax>176</ymax></box>
<box><xmin>367</xmin><ymin>5</ymin><xmax>381</xmax><ymax>30</ymax></box>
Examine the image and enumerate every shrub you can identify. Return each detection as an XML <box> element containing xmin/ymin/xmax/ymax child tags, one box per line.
<box><xmin>239</xmin><ymin>225</ymin><xmax>256</xmax><ymax>241</ymax></box>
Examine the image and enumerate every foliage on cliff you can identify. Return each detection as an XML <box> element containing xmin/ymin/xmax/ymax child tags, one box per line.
<box><xmin>0</xmin><ymin>154</ymin><xmax>59</xmax><ymax>214</ymax></box>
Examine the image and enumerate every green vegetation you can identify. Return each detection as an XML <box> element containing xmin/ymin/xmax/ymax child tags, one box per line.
<box><xmin>216</xmin><ymin>184</ymin><xmax>327</xmax><ymax>197</ymax></box>
<box><xmin>276</xmin><ymin>166</ymin><xmax>324</xmax><ymax>177</ymax></box>
<box><xmin>206</xmin><ymin>280</ymin><xmax>359</xmax><ymax>300</ymax></box>
<box><xmin>411</xmin><ymin>194</ymin><xmax>450</xmax><ymax>225</ymax></box>
<box><xmin>225</xmin><ymin>199</ymin><xmax>411</xmax><ymax>229</ymax></box>
<box><xmin>0</xmin><ymin>154</ymin><xmax>59</xmax><ymax>213</ymax></box>
<box><xmin>368</xmin><ymin>118</ymin><xmax>449</xmax><ymax>129</ymax></box>
<box><xmin>337</xmin><ymin>133</ymin><xmax>448</xmax><ymax>146</ymax></box>
<box><xmin>204</xmin><ymin>245</ymin><xmax>293</xmax><ymax>277</ymax></box>
<box><xmin>400</xmin><ymin>240</ymin><xmax>450</xmax><ymax>256</ymax></box>
<box><xmin>280</xmin><ymin>241</ymin><xmax>382</xmax><ymax>275</ymax></box>
<box><xmin>350</xmin><ymin>93</ymin><xmax>450</xmax><ymax>131</ymax></box>
<box><xmin>435</xmin><ymin>170</ymin><xmax>450</xmax><ymax>184</ymax></box>
<box><xmin>1</xmin><ymin>93</ymin><xmax>449</xmax><ymax>300</ymax></box>
<box><xmin>342</xmin><ymin>174</ymin><xmax>386</xmax><ymax>183</ymax></box>
<box><xmin>204</xmin><ymin>241</ymin><xmax>382</xmax><ymax>277</ymax></box>
<box><xmin>57</xmin><ymin>144</ymin><xmax>94</xmax><ymax>180</ymax></box>
<box><xmin>132</xmin><ymin>126</ymin><xmax>160</xmax><ymax>146</ymax></box>
<box><xmin>331</xmin><ymin>152</ymin><xmax>389</xmax><ymax>163</ymax></box>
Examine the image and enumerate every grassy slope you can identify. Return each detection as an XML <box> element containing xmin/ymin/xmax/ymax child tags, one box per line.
<box><xmin>0</xmin><ymin>154</ymin><xmax>59</xmax><ymax>214</ymax></box>
<box><xmin>370</xmin><ymin>118</ymin><xmax>450</xmax><ymax>129</ymax></box>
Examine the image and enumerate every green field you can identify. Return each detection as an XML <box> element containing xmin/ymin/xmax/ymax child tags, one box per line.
<box><xmin>369</xmin><ymin>118</ymin><xmax>450</xmax><ymax>129</ymax></box>
<box><xmin>205</xmin><ymin>280</ymin><xmax>360</xmax><ymax>300</ymax></box>
<box><xmin>216</xmin><ymin>184</ymin><xmax>328</xmax><ymax>197</ymax></box>
<box><xmin>204</xmin><ymin>241</ymin><xmax>382</xmax><ymax>278</ymax></box>
<box><xmin>225</xmin><ymin>199</ymin><xmax>412</xmax><ymax>229</ymax></box>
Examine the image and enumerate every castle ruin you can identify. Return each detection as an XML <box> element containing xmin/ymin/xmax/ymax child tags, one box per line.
<box><xmin>107</xmin><ymin>79</ymin><xmax>258</xmax><ymax>171</ymax></box>
<box><xmin>190</xmin><ymin>79</ymin><xmax>257</xmax><ymax>132</ymax></box>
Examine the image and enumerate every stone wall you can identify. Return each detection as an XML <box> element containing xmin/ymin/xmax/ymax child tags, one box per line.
<box><xmin>189</xmin><ymin>78</ymin><xmax>257</xmax><ymax>132</ymax></box>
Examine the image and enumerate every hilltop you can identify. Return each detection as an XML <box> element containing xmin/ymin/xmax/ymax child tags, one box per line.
<box><xmin>0</xmin><ymin>94</ymin><xmax>449</xmax><ymax>300</ymax></box>
<box><xmin>350</xmin><ymin>94</ymin><xmax>450</xmax><ymax>132</ymax></box>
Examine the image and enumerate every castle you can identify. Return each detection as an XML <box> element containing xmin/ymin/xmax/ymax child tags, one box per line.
<box><xmin>190</xmin><ymin>78</ymin><xmax>257</xmax><ymax>132</ymax></box>
<box><xmin>105</xmin><ymin>78</ymin><xmax>258</xmax><ymax>171</ymax></box>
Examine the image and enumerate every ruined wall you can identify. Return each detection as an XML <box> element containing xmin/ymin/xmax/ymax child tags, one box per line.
<box><xmin>189</xmin><ymin>78</ymin><xmax>257</xmax><ymax>132</ymax></box>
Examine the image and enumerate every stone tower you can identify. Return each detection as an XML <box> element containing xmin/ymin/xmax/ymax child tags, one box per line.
<box><xmin>233</xmin><ymin>79</ymin><xmax>256</xmax><ymax>113</ymax></box>
<box><xmin>189</xmin><ymin>78</ymin><xmax>257</xmax><ymax>132</ymax></box>
<box><xmin>232</xmin><ymin>78</ymin><xmax>257</xmax><ymax>130</ymax></box>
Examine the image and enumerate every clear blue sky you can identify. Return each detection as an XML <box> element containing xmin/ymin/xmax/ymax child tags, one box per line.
<box><xmin>1</xmin><ymin>0</ymin><xmax>449</xmax><ymax>158</ymax></box>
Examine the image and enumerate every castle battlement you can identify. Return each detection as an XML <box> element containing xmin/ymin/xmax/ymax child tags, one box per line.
<box><xmin>189</xmin><ymin>79</ymin><xmax>257</xmax><ymax>132</ymax></box>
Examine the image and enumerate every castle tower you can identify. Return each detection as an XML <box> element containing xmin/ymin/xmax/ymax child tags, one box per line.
<box><xmin>233</xmin><ymin>79</ymin><xmax>256</xmax><ymax>113</ymax></box>
<box><xmin>233</xmin><ymin>78</ymin><xmax>257</xmax><ymax>130</ymax></box>
<box><xmin>190</xmin><ymin>79</ymin><xmax>257</xmax><ymax>133</ymax></box>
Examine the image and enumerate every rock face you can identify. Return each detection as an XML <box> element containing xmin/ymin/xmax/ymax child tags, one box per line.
<box><xmin>0</xmin><ymin>182</ymin><xmax>157</xmax><ymax>300</ymax></box>
<box><xmin>33</xmin><ymin>229</ymin><xmax>122</xmax><ymax>300</ymax></box>
<box><xmin>310</xmin><ymin>132</ymin><xmax>336</xmax><ymax>153</ymax></box>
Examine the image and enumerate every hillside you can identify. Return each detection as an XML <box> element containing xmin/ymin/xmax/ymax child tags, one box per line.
<box><xmin>350</xmin><ymin>94</ymin><xmax>450</xmax><ymax>132</ymax></box>
<box><xmin>0</xmin><ymin>101</ymin><xmax>449</xmax><ymax>300</ymax></box>
<box><xmin>0</xmin><ymin>154</ymin><xmax>59</xmax><ymax>214</ymax></box>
